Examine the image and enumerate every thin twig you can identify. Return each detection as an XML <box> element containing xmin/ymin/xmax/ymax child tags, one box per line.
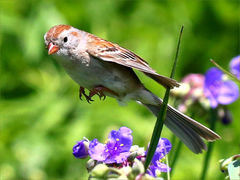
<box><xmin>166</xmin><ymin>153</ymin><xmax>170</xmax><ymax>180</ymax></box>
<box><xmin>210</xmin><ymin>59</ymin><xmax>240</xmax><ymax>83</ymax></box>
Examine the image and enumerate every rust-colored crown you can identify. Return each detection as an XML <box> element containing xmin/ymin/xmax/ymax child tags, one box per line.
<box><xmin>45</xmin><ymin>25</ymin><xmax>71</xmax><ymax>40</ymax></box>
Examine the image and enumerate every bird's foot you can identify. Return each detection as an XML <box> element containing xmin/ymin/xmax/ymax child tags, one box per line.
<box><xmin>79</xmin><ymin>86</ymin><xmax>118</xmax><ymax>103</ymax></box>
<box><xmin>89</xmin><ymin>86</ymin><xmax>119</xmax><ymax>101</ymax></box>
<box><xmin>89</xmin><ymin>86</ymin><xmax>106</xmax><ymax>101</ymax></box>
<box><xmin>79</xmin><ymin>86</ymin><xmax>94</xmax><ymax>103</ymax></box>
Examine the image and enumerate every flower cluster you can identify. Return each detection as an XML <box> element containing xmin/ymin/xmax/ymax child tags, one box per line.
<box><xmin>171</xmin><ymin>56</ymin><xmax>239</xmax><ymax>124</ymax></box>
<box><xmin>73</xmin><ymin>127</ymin><xmax>171</xmax><ymax>179</ymax></box>
<box><xmin>89</xmin><ymin>127</ymin><xmax>133</xmax><ymax>164</ymax></box>
<box><xmin>171</xmin><ymin>73</ymin><xmax>208</xmax><ymax>113</ymax></box>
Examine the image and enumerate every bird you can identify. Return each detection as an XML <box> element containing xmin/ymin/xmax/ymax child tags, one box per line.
<box><xmin>44</xmin><ymin>24</ymin><xmax>221</xmax><ymax>153</ymax></box>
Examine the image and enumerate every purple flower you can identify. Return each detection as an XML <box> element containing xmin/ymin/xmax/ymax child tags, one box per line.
<box><xmin>204</xmin><ymin>67</ymin><xmax>239</xmax><ymax>108</ymax></box>
<box><xmin>73</xmin><ymin>140</ymin><xmax>89</xmax><ymax>159</ymax></box>
<box><xmin>230</xmin><ymin>55</ymin><xmax>240</xmax><ymax>79</ymax></box>
<box><xmin>147</xmin><ymin>138</ymin><xmax>172</xmax><ymax>177</ymax></box>
<box><xmin>88</xmin><ymin>127</ymin><xmax>133</xmax><ymax>164</ymax></box>
<box><xmin>148</xmin><ymin>164</ymin><xmax>171</xmax><ymax>177</ymax></box>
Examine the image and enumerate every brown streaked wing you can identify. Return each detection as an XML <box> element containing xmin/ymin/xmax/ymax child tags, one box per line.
<box><xmin>86</xmin><ymin>34</ymin><xmax>159</xmax><ymax>75</ymax></box>
<box><xmin>86</xmin><ymin>33</ymin><xmax>179</xmax><ymax>88</ymax></box>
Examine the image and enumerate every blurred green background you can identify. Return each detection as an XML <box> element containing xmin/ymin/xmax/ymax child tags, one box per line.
<box><xmin>0</xmin><ymin>0</ymin><xmax>239</xmax><ymax>179</ymax></box>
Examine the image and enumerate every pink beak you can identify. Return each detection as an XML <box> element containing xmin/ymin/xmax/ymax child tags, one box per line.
<box><xmin>48</xmin><ymin>42</ymin><xmax>59</xmax><ymax>55</ymax></box>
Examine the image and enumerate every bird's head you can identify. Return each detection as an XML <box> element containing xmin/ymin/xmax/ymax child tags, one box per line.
<box><xmin>44</xmin><ymin>25</ymin><xmax>82</xmax><ymax>56</ymax></box>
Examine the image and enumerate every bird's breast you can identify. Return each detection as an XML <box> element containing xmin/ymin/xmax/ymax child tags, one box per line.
<box><xmin>57</xmin><ymin>55</ymin><xmax>141</xmax><ymax>97</ymax></box>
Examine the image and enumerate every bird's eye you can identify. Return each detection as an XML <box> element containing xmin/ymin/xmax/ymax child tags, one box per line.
<box><xmin>63</xmin><ymin>37</ymin><xmax>68</xmax><ymax>43</ymax></box>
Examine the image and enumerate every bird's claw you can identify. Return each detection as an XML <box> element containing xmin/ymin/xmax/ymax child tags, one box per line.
<box><xmin>88</xmin><ymin>86</ymin><xmax>106</xmax><ymax>102</ymax></box>
<box><xmin>79</xmin><ymin>86</ymin><xmax>94</xmax><ymax>103</ymax></box>
<box><xmin>79</xmin><ymin>86</ymin><xmax>117</xmax><ymax>103</ymax></box>
<box><xmin>97</xmin><ymin>91</ymin><xmax>106</xmax><ymax>100</ymax></box>
<box><xmin>79</xmin><ymin>86</ymin><xmax>85</xmax><ymax>100</ymax></box>
<box><xmin>86</xmin><ymin>97</ymin><xmax>94</xmax><ymax>104</ymax></box>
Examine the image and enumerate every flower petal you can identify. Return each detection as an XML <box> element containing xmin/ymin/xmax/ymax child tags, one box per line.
<box><xmin>204</xmin><ymin>87</ymin><xmax>219</xmax><ymax>108</ymax></box>
<box><xmin>89</xmin><ymin>127</ymin><xmax>133</xmax><ymax>164</ymax></box>
<box><xmin>119</xmin><ymin>127</ymin><xmax>133</xmax><ymax>135</ymax></box>
<box><xmin>104</xmin><ymin>152</ymin><xmax>130</xmax><ymax>164</ymax></box>
<box><xmin>204</xmin><ymin>67</ymin><xmax>223</xmax><ymax>86</ymax></box>
<box><xmin>147</xmin><ymin>163</ymin><xmax>171</xmax><ymax>177</ymax></box>
<box><xmin>155</xmin><ymin>161</ymin><xmax>171</xmax><ymax>172</ymax></box>
<box><xmin>182</xmin><ymin>73</ymin><xmax>205</xmax><ymax>88</ymax></box>
<box><xmin>108</xmin><ymin>127</ymin><xmax>132</xmax><ymax>140</ymax></box>
<box><xmin>89</xmin><ymin>139</ymin><xmax>109</xmax><ymax>162</ymax></box>
<box><xmin>152</xmin><ymin>138</ymin><xmax>172</xmax><ymax>162</ymax></box>
<box><xmin>107</xmin><ymin>127</ymin><xmax>133</xmax><ymax>153</ymax></box>
<box><xmin>230</xmin><ymin>55</ymin><xmax>240</xmax><ymax>79</ymax></box>
<box><xmin>217</xmin><ymin>81</ymin><xmax>239</xmax><ymax>105</ymax></box>
<box><xmin>147</xmin><ymin>165</ymin><xmax>158</xmax><ymax>177</ymax></box>
<box><xmin>158</xmin><ymin>138</ymin><xmax>172</xmax><ymax>154</ymax></box>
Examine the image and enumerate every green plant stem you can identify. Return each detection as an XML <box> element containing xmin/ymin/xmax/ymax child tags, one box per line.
<box><xmin>210</xmin><ymin>59</ymin><xmax>240</xmax><ymax>84</ymax></box>
<box><xmin>144</xmin><ymin>26</ymin><xmax>184</xmax><ymax>171</ymax></box>
<box><xmin>170</xmin><ymin>139</ymin><xmax>182</xmax><ymax>176</ymax></box>
<box><xmin>169</xmin><ymin>135</ymin><xmax>177</xmax><ymax>161</ymax></box>
<box><xmin>144</xmin><ymin>89</ymin><xmax>170</xmax><ymax>171</ymax></box>
<box><xmin>166</xmin><ymin>153</ymin><xmax>171</xmax><ymax>180</ymax></box>
<box><xmin>200</xmin><ymin>108</ymin><xmax>218</xmax><ymax>180</ymax></box>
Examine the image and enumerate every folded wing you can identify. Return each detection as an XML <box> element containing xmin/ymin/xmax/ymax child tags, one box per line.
<box><xmin>86</xmin><ymin>34</ymin><xmax>179</xmax><ymax>89</ymax></box>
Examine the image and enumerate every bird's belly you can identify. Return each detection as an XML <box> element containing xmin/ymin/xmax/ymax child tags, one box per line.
<box><xmin>58</xmin><ymin>56</ymin><xmax>139</xmax><ymax>97</ymax></box>
<box><xmin>71</xmin><ymin>68</ymin><xmax>125</xmax><ymax>93</ymax></box>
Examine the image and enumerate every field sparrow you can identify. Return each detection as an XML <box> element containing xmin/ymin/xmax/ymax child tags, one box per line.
<box><xmin>44</xmin><ymin>25</ymin><xmax>220</xmax><ymax>153</ymax></box>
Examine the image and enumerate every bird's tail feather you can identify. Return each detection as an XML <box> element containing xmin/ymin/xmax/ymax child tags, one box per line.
<box><xmin>144</xmin><ymin>72</ymin><xmax>180</xmax><ymax>89</ymax></box>
<box><xmin>137</xmin><ymin>89</ymin><xmax>221</xmax><ymax>154</ymax></box>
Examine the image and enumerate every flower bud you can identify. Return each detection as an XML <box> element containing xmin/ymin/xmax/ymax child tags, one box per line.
<box><xmin>73</xmin><ymin>140</ymin><xmax>89</xmax><ymax>159</ymax></box>
<box><xmin>130</xmin><ymin>145</ymin><xmax>145</xmax><ymax>156</ymax></box>
<box><xmin>91</xmin><ymin>164</ymin><xmax>109</xmax><ymax>178</ymax></box>
<box><xmin>86</xmin><ymin>159</ymin><xmax>96</xmax><ymax>172</ymax></box>
<box><xmin>218</xmin><ymin>108</ymin><xmax>233</xmax><ymax>125</ymax></box>
<box><xmin>171</xmin><ymin>83</ymin><xmax>190</xmax><ymax>97</ymax></box>
<box><xmin>132</xmin><ymin>159</ymin><xmax>145</xmax><ymax>176</ymax></box>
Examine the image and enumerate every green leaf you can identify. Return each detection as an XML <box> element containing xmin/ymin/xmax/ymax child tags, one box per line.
<box><xmin>144</xmin><ymin>26</ymin><xmax>184</xmax><ymax>171</ymax></box>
